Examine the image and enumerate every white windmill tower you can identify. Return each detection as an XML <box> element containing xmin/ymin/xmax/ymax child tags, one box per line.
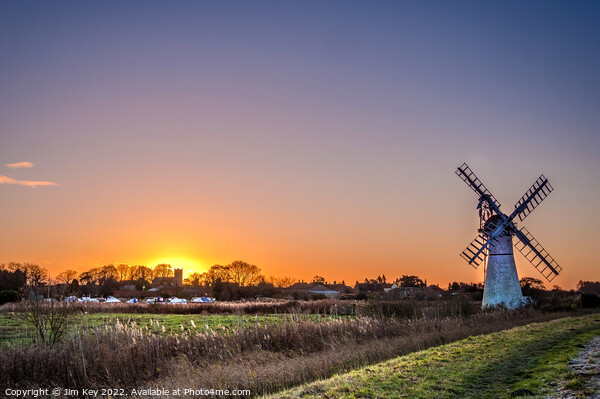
<box><xmin>456</xmin><ymin>163</ymin><xmax>562</xmax><ymax>309</ymax></box>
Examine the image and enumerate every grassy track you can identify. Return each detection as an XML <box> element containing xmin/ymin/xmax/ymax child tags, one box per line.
<box><xmin>272</xmin><ymin>314</ymin><xmax>600</xmax><ymax>398</ymax></box>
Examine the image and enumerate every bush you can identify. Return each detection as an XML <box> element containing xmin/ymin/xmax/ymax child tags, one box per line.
<box><xmin>532</xmin><ymin>290</ymin><xmax>578</xmax><ymax>312</ymax></box>
<box><xmin>0</xmin><ymin>290</ymin><xmax>21</xmax><ymax>305</ymax></box>
<box><xmin>357</xmin><ymin>298</ymin><xmax>480</xmax><ymax>319</ymax></box>
<box><xmin>22</xmin><ymin>300</ymin><xmax>76</xmax><ymax>347</ymax></box>
<box><xmin>580</xmin><ymin>293</ymin><xmax>600</xmax><ymax>308</ymax></box>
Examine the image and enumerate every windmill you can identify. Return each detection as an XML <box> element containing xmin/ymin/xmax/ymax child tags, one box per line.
<box><xmin>456</xmin><ymin>163</ymin><xmax>562</xmax><ymax>309</ymax></box>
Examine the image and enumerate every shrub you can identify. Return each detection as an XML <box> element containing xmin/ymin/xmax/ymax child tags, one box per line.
<box><xmin>0</xmin><ymin>290</ymin><xmax>21</xmax><ymax>305</ymax></box>
<box><xmin>356</xmin><ymin>298</ymin><xmax>480</xmax><ymax>319</ymax></box>
<box><xmin>532</xmin><ymin>290</ymin><xmax>578</xmax><ymax>312</ymax></box>
<box><xmin>580</xmin><ymin>293</ymin><xmax>600</xmax><ymax>308</ymax></box>
<box><xmin>22</xmin><ymin>300</ymin><xmax>76</xmax><ymax>347</ymax></box>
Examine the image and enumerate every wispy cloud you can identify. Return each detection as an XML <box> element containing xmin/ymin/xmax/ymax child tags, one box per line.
<box><xmin>6</xmin><ymin>161</ymin><xmax>34</xmax><ymax>169</ymax></box>
<box><xmin>0</xmin><ymin>175</ymin><xmax>58</xmax><ymax>188</ymax></box>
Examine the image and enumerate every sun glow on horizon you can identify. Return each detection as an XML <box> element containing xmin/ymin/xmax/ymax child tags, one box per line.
<box><xmin>147</xmin><ymin>258</ymin><xmax>206</xmax><ymax>276</ymax></box>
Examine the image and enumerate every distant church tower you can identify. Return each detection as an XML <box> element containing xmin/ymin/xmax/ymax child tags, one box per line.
<box><xmin>174</xmin><ymin>268</ymin><xmax>183</xmax><ymax>287</ymax></box>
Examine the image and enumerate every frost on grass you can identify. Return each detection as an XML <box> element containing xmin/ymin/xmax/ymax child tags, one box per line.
<box><xmin>554</xmin><ymin>336</ymin><xmax>600</xmax><ymax>399</ymax></box>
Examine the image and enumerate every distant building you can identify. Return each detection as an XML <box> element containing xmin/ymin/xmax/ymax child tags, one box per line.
<box><xmin>152</xmin><ymin>268</ymin><xmax>183</xmax><ymax>288</ymax></box>
<box><xmin>384</xmin><ymin>283</ymin><xmax>398</xmax><ymax>293</ymax></box>
<box><xmin>353</xmin><ymin>282</ymin><xmax>388</xmax><ymax>296</ymax></box>
<box><xmin>286</xmin><ymin>283</ymin><xmax>342</xmax><ymax>299</ymax></box>
<box><xmin>174</xmin><ymin>268</ymin><xmax>183</xmax><ymax>287</ymax></box>
<box><xmin>325</xmin><ymin>283</ymin><xmax>353</xmax><ymax>295</ymax></box>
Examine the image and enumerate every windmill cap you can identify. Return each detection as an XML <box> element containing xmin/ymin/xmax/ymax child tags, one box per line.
<box><xmin>481</xmin><ymin>214</ymin><xmax>513</xmax><ymax>237</ymax></box>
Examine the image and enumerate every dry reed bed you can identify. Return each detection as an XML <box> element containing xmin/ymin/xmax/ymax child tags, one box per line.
<box><xmin>0</xmin><ymin>307</ymin><xmax>570</xmax><ymax>394</ymax></box>
<box><xmin>0</xmin><ymin>299</ymin><xmax>337</xmax><ymax>315</ymax></box>
<box><xmin>0</xmin><ymin>298</ymin><xmax>482</xmax><ymax>317</ymax></box>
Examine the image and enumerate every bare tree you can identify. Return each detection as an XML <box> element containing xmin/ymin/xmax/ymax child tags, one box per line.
<box><xmin>311</xmin><ymin>275</ymin><xmax>326</xmax><ymax>285</ymax></box>
<box><xmin>4</xmin><ymin>262</ymin><xmax>25</xmax><ymax>272</ymax></box>
<box><xmin>116</xmin><ymin>264</ymin><xmax>130</xmax><ymax>282</ymax></box>
<box><xmin>228</xmin><ymin>260</ymin><xmax>262</xmax><ymax>286</ymax></box>
<box><xmin>23</xmin><ymin>299</ymin><xmax>76</xmax><ymax>347</ymax></box>
<box><xmin>153</xmin><ymin>264</ymin><xmax>173</xmax><ymax>279</ymax></box>
<box><xmin>203</xmin><ymin>265</ymin><xmax>232</xmax><ymax>285</ymax></box>
<box><xmin>184</xmin><ymin>272</ymin><xmax>203</xmax><ymax>286</ymax></box>
<box><xmin>23</xmin><ymin>263</ymin><xmax>48</xmax><ymax>289</ymax></box>
<box><xmin>276</xmin><ymin>276</ymin><xmax>297</xmax><ymax>288</ymax></box>
<box><xmin>126</xmin><ymin>265</ymin><xmax>152</xmax><ymax>289</ymax></box>
<box><xmin>56</xmin><ymin>269</ymin><xmax>78</xmax><ymax>285</ymax></box>
<box><xmin>79</xmin><ymin>268</ymin><xmax>100</xmax><ymax>285</ymax></box>
<box><xmin>128</xmin><ymin>265</ymin><xmax>141</xmax><ymax>281</ymax></box>
<box><xmin>98</xmin><ymin>265</ymin><xmax>117</xmax><ymax>283</ymax></box>
<box><xmin>137</xmin><ymin>266</ymin><xmax>153</xmax><ymax>282</ymax></box>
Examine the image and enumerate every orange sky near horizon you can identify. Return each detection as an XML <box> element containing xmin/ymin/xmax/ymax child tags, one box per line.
<box><xmin>1</xmin><ymin>2</ymin><xmax>599</xmax><ymax>290</ymax></box>
<box><xmin>1</xmin><ymin>158</ymin><xmax>596</xmax><ymax>290</ymax></box>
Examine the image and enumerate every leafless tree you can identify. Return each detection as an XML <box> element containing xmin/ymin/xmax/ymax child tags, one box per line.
<box><xmin>116</xmin><ymin>264</ymin><xmax>130</xmax><ymax>282</ymax></box>
<box><xmin>137</xmin><ymin>266</ymin><xmax>153</xmax><ymax>282</ymax></box>
<box><xmin>79</xmin><ymin>267</ymin><xmax>99</xmax><ymax>285</ymax></box>
<box><xmin>311</xmin><ymin>275</ymin><xmax>326</xmax><ymax>284</ymax></box>
<box><xmin>153</xmin><ymin>264</ymin><xmax>173</xmax><ymax>279</ymax></box>
<box><xmin>202</xmin><ymin>264</ymin><xmax>231</xmax><ymax>285</ymax></box>
<box><xmin>128</xmin><ymin>265</ymin><xmax>141</xmax><ymax>281</ymax></box>
<box><xmin>99</xmin><ymin>265</ymin><xmax>117</xmax><ymax>282</ymax></box>
<box><xmin>56</xmin><ymin>269</ymin><xmax>78</xmax><ymax>285</ymax></box>
<box><xmin>228</xmin><ymin>260</ymin><xmax>263</xmax><ymax>286</ymax></box>
<box><xmin>22</xmin><ymin>263</ymin><xmax>48</xmax><ymax>289</ymax></box>
<box><xmin>184</xmin><ymin>272</ymin><xmax>203</xmax><ymax>286</ymax></box>
<box><xmin>22</xmin><ymin>299</ymin><xmax>76</xmax><ymax>347</ymax></box>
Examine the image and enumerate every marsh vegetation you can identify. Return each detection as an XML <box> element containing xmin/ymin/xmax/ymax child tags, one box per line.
<box><xmin>0</xmin><ymin>298</ymin><xmax>586</xmax><ymax>397</ymax></box>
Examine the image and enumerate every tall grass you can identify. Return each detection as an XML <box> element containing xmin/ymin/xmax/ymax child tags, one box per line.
<box><xmin>0</xmin><ymin>298</ymin><xmax>483</xmax><ymax>318</ymax></box>
<box><xmin>1</xmin><ymin>299</ymin><xmax>338</xmax><ymax>315</ymax></box>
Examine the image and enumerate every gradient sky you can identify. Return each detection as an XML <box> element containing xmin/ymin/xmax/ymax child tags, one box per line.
<box><xmin>1</xmin><ymin>1</ymin><xmax>599</xmax><ymax>289</ymax></box>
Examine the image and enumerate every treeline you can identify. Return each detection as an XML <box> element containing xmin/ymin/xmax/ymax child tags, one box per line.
<box><xmin>0</xmin><ymin>262</ymin><xmax>50</xmax><ymax>304</ymax></box>
<box><xmin>0</xmin><ymin>261</ymin><xmax>300</xmax><ymax>299</ymax></box>
<box><xmin>69</xmin><ymin>261</ymin><xmax>298</xmax><ymax>289</ymax></box>
<box><xmin>2</xmin><ymin>260</ymin><xmax>597</xmax><ymax>304</ymax></box>
<box><xmin>185</xmin><ymin>261</ymin><xmax>295</xmax><ymax>288</ymax></box>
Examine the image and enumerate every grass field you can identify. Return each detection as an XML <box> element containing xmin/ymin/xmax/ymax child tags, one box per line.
<box><xmin>273</xmin><ymin>313</ymin><xmax>600</xmax><ymax>398</ymax></box>
<box><xmin>0</xmin><ymin>312</ymin><xmax>337</xmax><ymax>346</ymax></box>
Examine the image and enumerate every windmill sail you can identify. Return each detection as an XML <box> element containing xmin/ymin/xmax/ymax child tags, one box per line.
<box><xmin>456</xmin><ymin>163</ymin><xmax>502</xmax><ymax>213</ymax></box>
<box><xmin>460</xmin><ymin>213</ymin><xmax>512</xmax><ymax>268</ymax></box>
<box><xmin>455</xmin><ymin>162</ymin><xmax>565</xmax><ymax>309</ymax></box>
<box><xmin>513</xmin><ymin>175</ymin><xmax>553</xmax><ymax>222</ymax></box>
<box><xmin>461</xmin><ymin>233</ymin><xmax>496</xmax><ymax>268</ymax></box>
<box><xmin>513</xmin><ymin>227</ymin><xmax>562</xmax><ymax>281</ymax></box>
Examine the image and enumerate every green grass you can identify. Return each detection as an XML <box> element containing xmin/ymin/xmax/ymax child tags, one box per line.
<box><xmin>0</xmin><ymin>312</ymin><xmax>340</xmax><ymax>346</ymax></box>
<box><xmin>0</xmin><ymin>314</ymin><xmax>26</xmax><ymax>346</ymax></box>
<box><xmin>273</xmin><ymin>314</ymin><xmax>600</xmax><ymax>398</ymax></box>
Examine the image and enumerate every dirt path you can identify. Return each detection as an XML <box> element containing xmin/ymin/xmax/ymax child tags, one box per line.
<box><xmin>554</xmin><ymin>336</ymin><xmax>600</xmax><ymax>398</ymax></box>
